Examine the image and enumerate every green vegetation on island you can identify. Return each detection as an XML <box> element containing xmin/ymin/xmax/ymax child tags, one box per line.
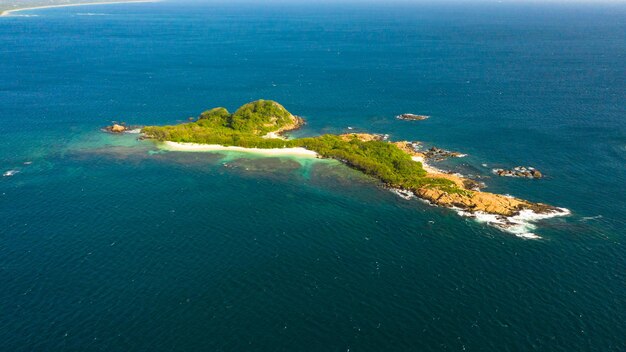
<box><xmin>142</xmin><ymin>100</ymin><xmax>301</xmax><ymax>149</ymax></box>
<box><xmin>141</xmin><ymin>99</ymin><xmax>559</xmax><ymax>217</ymax></box>
<box><xmin>296</xmin><ymin>135</ymin><xmax>463</xmax><ymax>193</ymax></box>
<box><xmin>142</xmin><ymin>100</ymin><xmax>462</xmax><ymax>194</ymax></box>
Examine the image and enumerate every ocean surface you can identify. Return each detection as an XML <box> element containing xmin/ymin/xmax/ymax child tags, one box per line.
<box><xmin>1</xmin><ymin>1</ymin><xmax>625</xmax><ymax>350</ymax></box>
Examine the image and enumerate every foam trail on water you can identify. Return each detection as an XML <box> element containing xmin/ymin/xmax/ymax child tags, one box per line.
<box><xmin>389</xmin><ymin>188</ymin><xmax>415</xmax><ymax>200</ymax></box>
<box><xmin>580</xmin><ymin>215</ymin><xmax>602</xmax><ymax>221</ymax></box>
<box><xmin>457</xmin><ymin>207</ymin><xmax>571</xmax><ymax>239</ymax></box>
<box><xmin>3</xmin><ymin>170</ymin><xmax>19</xmax><ymax>177</ymax></box>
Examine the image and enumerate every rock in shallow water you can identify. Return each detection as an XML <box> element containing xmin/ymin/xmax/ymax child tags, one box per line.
<box><xmin>493</xmin><ymin>166</ymin><xmax>543</xmax><ymax>179</ymax></box>
<box><xmin>106</xmin><ymin>124</ymin><xmax>127</xmax><ymax>133</ymax></box>
<box><xmin>396</xmin><ymin>113</ymin><xmax>430</xmax><ymax>121</ymax></box>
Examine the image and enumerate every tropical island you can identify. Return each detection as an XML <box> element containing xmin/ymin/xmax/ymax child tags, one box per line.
<box><xmin>138</xmin><ymin>100</ymin><xmax>568</xmax><ymax>233</ymax></box>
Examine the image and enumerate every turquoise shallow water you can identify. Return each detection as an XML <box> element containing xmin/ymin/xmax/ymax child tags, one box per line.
<box><xmin>0</xmin><ymin>1</ymin><xmax>625</xmax><ymax>350</ymax></box>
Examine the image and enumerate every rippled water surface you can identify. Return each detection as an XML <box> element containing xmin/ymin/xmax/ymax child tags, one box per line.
<box><xmin>0</xmin><ymin>1</ymin><xmax>625</xmax><ymax>350</ymax></box>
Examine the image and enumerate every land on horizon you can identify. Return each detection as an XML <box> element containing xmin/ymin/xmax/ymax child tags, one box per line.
<box><xmin>0</xmin><ymin>0</ymin><xmax>151</xmax><ymax>15</ymax></box>
<box><xmin>2</xmin><ymin>1</ymin><xmax>625</xmax><ymax>350</ymax></box>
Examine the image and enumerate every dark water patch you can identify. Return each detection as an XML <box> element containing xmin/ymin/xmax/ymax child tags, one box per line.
<box><xmin>221</xmin><ymin>157</ymin><xmax>306</xmax><ymax>182</ymax></box>
<box><xmin>67</xmin><ymin>144</ymin><xmax>156</xmax><ymax>163</ymax></box>
<box><xmin>1</xmin><ymin>1</ymin><xmax>626</xmax><ymax>350</ymax></box>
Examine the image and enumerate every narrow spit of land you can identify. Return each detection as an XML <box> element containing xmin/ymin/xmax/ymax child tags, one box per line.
<box><xmin>0</xmin><ymin>0</ymin><xmax>154</xmax><ymax>16</ymax></box>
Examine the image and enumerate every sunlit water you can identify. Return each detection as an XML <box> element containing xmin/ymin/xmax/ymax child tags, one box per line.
<box><xmin>1</xmin><ymin>1</ymin><xmax>624</xmax><ymax>350</ymax></box>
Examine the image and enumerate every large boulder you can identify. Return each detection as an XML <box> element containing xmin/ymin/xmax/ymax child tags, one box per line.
<box><xmin>107</xmin><ymin>124</ymin><xmax>126</xmax><ymax>133</ymax></box>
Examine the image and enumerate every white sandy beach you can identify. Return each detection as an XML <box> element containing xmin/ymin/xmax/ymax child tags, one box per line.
<box><xmin>161</xmin><ymin>141</ymin><xmax>320</xmax><ymax>158</ymax></box>
<box><xmin>262</xmin><ymin>132</ymin><xmax>287</xmax><ymax>140</ymax></box>
<box><xmin>411</xmin><ymin>155</ymin><xmax>444</xmax><ymax>174</ymax></box>
<box><xmin>0</xmin><ymin>0</ymin><xmax>156</xmax><ymax>17</ymax></box>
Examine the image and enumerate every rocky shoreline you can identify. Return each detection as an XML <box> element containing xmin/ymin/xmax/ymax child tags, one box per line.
<box><xmin>272</xmin><ymin>114</ymin><xmax>305</xmax><ymax>137</ymax></box>
<box><xmin>388</xmin><ymin>139</ymin><xmax>558</xmax><ymax>217</ymax></box>
<box><xmin>399</xmin><ymin>142</ymin><xmax>465</xmax><ymax>161</ymax></box>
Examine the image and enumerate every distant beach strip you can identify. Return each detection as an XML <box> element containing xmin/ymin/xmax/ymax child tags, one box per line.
<box><xmin>0</xmin><ymin>0</ymin><xmax>156</xmax><ymax>17</ymax></box>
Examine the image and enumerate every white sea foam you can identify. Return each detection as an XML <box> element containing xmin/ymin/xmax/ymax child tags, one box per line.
<box><xmin>456</xmin><ymin>207</ymin><xmax>570</xmax><ymax>239</ymax></box>
<box><xmin>125</xmin><ymin>128</ymin><xmax>142</xmax><ymax>134</ymax></box>
<box><xmin>3</xmin><ymin>170</ymin><xmax>19</xmax><ymax>177</ymax></box>
<box><xmin>397</xmin><ymin>187</ymin><xmax>570</xmax><ymax>238</ymax></box>
<box><xmin>580</xmin><ymin>215</ymin><xmax>603</xmax><ymax>221</ymax></box>
<box><xmin>389</xmin><ymin>188</ymin><xmax>415</xmax><ymax>200</ymax></box>
<box><xmin>389</xmin><ymin>188</ymin><xmax>565</xmax><ymax>239</ymax></box>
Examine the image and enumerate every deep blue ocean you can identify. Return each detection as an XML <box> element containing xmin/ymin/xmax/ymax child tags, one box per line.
<box><xmin>1</xmin><ymin>1</ymin><xmax>625</xmax><ymax>350</ymax></box>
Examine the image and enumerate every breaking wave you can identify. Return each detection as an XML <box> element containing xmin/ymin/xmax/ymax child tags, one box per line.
<box><xmin>388</xmin><ymin>187</ymin><xmax>570</xmax><ymax>239</ymax></box>
<box><xmin>456</xmin><ymin>208</ymin><xmax>571</xmax><ymax>239</ymax></box>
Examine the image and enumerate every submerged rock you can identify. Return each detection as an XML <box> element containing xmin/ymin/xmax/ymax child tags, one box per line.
<box><xmin>396</xmin><ymin>113</ymin><xmax>429</xmax><ymax>121</ymax></box>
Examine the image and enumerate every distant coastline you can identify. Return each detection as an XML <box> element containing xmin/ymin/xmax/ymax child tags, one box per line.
<box><xmin>0</xmin><ymin>0</ymin><xmax>156</xmax><ymax>17</ymax></box>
